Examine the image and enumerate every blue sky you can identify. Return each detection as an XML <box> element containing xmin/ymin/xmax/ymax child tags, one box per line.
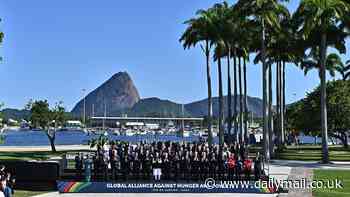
<box><xmin>0</xmin><ymin>0</ymin><xmax>348</xmax><ymax>111</ymax></box>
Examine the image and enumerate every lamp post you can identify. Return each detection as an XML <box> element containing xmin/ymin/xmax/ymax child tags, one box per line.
<box><xmin>82</xmin><ymin>89</ymin><xmax>86</xmax><ymax>128</ymax></box>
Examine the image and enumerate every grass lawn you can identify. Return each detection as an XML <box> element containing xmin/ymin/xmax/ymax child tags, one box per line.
<box><xmin>275</xmin><ymin>145</ymin><xmax>350</xmax><ymax>161</ymax></box>
<box><xmin>313</xmin><ymin>169</ymin><xmax>350</xmax><ymax>197</ymax></box>
<box><xmin>14</xmin><ymin>190</ymin><xmax>50</xmax><ymax>197</ymax></box>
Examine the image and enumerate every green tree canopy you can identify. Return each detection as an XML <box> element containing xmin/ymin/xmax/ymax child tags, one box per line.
<box><xmin>287</xmin><ymin>80</ymin><xmax>350</xmax><ymax>147</ymax></box>
<box><xmin>27</xmin><ymin>100</ymin><xmax>67</xmax><ymax>152</ymax></box>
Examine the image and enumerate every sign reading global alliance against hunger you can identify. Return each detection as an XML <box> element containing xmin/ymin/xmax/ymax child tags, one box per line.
<box><xmin>57</xmin><ymin>181</ymin><xmax>276</xmax><ymax>193</ymax></box>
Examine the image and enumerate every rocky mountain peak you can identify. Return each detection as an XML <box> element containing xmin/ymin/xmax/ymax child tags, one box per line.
<box><xmin>71</xmin><ymin>72</ymin><xmax>140</xmax><ymax>117</ymax></box>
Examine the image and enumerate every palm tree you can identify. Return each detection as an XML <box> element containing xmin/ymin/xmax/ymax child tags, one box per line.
<box><xmin>301</xmin><ymin>52</ymin><xmax>346</xmax><ymax>78</ymax></box>
<box><xmin>243</xmin><ymin>56</ymin><xmax>249</xmax><ymax>143</ymax></box>
<box><xmin>234</xmin><ymin>15</ymin><xmax>252</xmax><ymax>144</ymax></box>
<box><xmin>335</xmin><ymin>59</ymin><xmax>350</xmax><ymax>81</ymax></box>
<box><xmin>237</xmin><ymin>51</ymin><xmax>251</xmax><ymax>145</ymax></box>
<box><xmin>233</xmin><ymin>50</ymin><xmax>238</xmax><ymax>142</ymax></box>
<box><xmin>230</xmin><ymin>13</ymin><xmax>252</xmax><ymax>144</ymax></box>
<box><xmin>238</xmin><ymin>55</ymin><xmax>244</xmax><ymax>143</ymax></box>
<box><xmin>294</xmin><ymin>0</ymin><xmax>350</xmax><ymax>163</ymax></box>
<box><xmin>180</xmin><ymin>9</ymin><xmax>217</xmax><ymax>145</ymax></box>
<box><xmin>214</xmin><ymin>44</ymin><xmax>225</xmax><ymax>147</ymax></box>
<box><xmin>236</xmin><ymin>0</ymin><xmax>290</xmax><ymax>160</ymax></box>
<box><xmin>265</xmin><ymin>14</ymin><xmax>295</xmax><ymax>148</ymax></box>
<box><xmin>211</xmin><ymin>2</ymin><xmax>235</xmax><ymax>146</ymax></box>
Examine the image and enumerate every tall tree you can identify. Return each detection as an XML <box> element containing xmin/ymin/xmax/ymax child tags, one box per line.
<box><xmin>287</xmin><ymin>80</ymin><xmax>350</xmax><ymax>148</ymax></box>
<box><xmin>27</xmin><ymin>100</ymin><xmax>67</xmax><ymax>152</ymax></box>
<box><xmin>236</xmin><ymin>0</ymin><xmax>290</xmax><ymax>160</ymax></box>
<box><xmin>243</xmin><ymin>56</ymin><xmax>249</xmax><ymax>143</ymax></box>
<box><xmin>216</xmin><ymin>46</ymin><xmax>225</xmax><ymax>147</ymax></box>
<box><xmin>294</xmin><ymin>0</ymin><xmax>350</xmax><ymax>163</ymax></box>
<box><xmin>211</xmin><ymin>2</ymin><xmax>234</xmax><ymax>148</ymax></box>
<box><xmin>238</xmin><ymin>56</ymin><xmax>244</xmax><ymax>143</ymax></box>
<box><xmin>301</xmin><ymin>52</ymin><xmax>346</xmax><ymax>78</ymax></box>
<box><xmin>180</xmin><ymin>9</ymin><xmax>216</xmax><ymax>145</ymax></box>
<box><xmin>233</xmin><ymin>52</ymin><xmax>238</xmax><ymax>142</ymax></box>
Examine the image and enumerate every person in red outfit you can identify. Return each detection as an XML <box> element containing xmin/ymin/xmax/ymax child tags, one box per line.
<box><xmin>227</xmin><ymin>153</ymin><xmax>236</xmax><ymax>180</ymax></box>
<box><xmin>243</xmin><ymin>158</ymin><xmax>253</xmax><ymax>180</ymax></box>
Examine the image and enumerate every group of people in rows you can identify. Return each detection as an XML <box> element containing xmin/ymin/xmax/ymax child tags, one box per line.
<box><xmin>75</xmin><ymin>141</ymin><xmax>264</xmax><ymax>182</ymax></box>
<box><xmin>0</xmin><ymin>165</ymin><xmax>15</xmax><ymax>197</ymax></box>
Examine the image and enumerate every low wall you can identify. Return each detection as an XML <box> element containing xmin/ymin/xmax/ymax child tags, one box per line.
<box><xmin>0</xmin><ymin>160</ymin><xmax>60</xmax><ymax>190</ymax></box>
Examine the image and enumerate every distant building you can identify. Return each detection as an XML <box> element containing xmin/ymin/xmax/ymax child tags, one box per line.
<box><xmin>145</xmin><ymin>123</ymin><xmax>159</xmax><ymax>130</ymax></box>
<box><xmin>125</xmin><ymin>122</ymin><xmax>144</xmax><ymax>129</ymax></box>
<box><xmin>66</xmin><ymin>120</ymin><xmax>83</xmax><ymax>128</ymax></box>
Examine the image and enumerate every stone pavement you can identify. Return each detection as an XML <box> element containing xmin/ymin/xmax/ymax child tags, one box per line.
<box><xmin>270</xmin><ymin>160</ymin><xmax>350</xmax><ymax>169</ymax></box>
<box><xmin>286</xmin><ymin>168</ymin><xmax>313</xmax><ymax>197</ymax></box>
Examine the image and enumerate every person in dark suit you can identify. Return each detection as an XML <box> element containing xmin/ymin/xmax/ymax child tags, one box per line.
<box><xmin>209</xmin><ymin>153</ymin><xmax>217</xmax><ymax>179</ymax></box>
<box><xmin>121</xmin><ymin>154</ymin><xmax>129</xmax><ymax>181</ymax></box>
<box><xmin>143</xmin><ymin>150</ymin><xmax>152</xmax><ymax>180</ymax></box>
<box><xmin>172</xmin><ymin>152</ymin><xmax>180</xmax><ymax>181</ymax></box>
<box><xmin>191</xmin><ymin>151</ymin><xmax>200</xmax><ymax>181</ymax></box>
<box><xmin>254</xmin><ymin>152</ymin><xmax>262</xmax><ymax>181</ymax></box>
<box><xmin>162</xmin><ymin>152</ymin><xmax>170</xmax><ymax>180</ymax></box>
<box><xmin>74</xmin><ymin>154</ymin><xmax>83</xmax><ymax>178</ymax></box>
<box><xmin>109</xmin><ymin>144</ymin><xmax>118</xmax><ymax>180</ymax></box>
<box><xmin>200</xmin><ymin>152</ymin><xmax>209</xmax><ymax>180</ymax></box>
<box><xmin>133</xmin><ymin>152</ymin><xmax>141</xmax><ymax>180</ymax></box>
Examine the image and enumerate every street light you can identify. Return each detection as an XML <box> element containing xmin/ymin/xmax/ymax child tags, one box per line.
<box><xmin>82</xmin><ymin>88</ymin><xmax>86</xmax><ymax>128</ymax></box>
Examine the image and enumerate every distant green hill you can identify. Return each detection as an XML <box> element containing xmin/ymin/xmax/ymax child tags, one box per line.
<box><xmin>128</xmin><ymin>97</ymin><xmax>191</xmax><ymax>117</ymax></box>
<box><xmin>1</xmin><ymin>108</ymin><xmax>31</xmax><ymax>121</ymax></box>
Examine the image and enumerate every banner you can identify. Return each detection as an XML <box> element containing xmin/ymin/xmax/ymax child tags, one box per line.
<box><xmin>57</xmin><ymin>181</ymin><xmax>276</xmax><ymax>193</ymax></box>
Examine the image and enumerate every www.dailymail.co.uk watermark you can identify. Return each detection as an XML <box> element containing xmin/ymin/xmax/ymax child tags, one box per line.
<box><xmin>204</xmin><ymin>178</ymin><xmax>343</xmax><ymax>190</ymax></box>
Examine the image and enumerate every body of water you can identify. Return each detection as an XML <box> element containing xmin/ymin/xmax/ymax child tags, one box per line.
<box><xmin>0</xmin><ymin>130</ymin><xmax>338</xmax><ymax>146</ymax></box>
<box><xmin>0</xmin><ymin>130</ymin><xmax>203</xmax><ymax>146</ymax></box>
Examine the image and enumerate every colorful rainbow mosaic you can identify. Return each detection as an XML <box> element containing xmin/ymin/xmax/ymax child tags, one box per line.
<box><xmin>58</xmin><ymin>181</ymin><xmax>92</xmax><ymax>193</ymax></box>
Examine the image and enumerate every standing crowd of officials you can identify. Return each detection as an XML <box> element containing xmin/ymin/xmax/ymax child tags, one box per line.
<box><xmin>75</xmin><ymin>141</ymin><xmax>264</xmax><ymax>182</ymax></box>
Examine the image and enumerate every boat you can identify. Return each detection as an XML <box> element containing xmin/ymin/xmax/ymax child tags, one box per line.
<box><xmin>125</xmin><ymin>129</ymin><xmax>135</xmax><ymax>136</ymax></box>
<box><xmin>182</xmin><ymin>130</ymin><xmax>190</xmax><ymax>137</ymax></box>
<box><xmin>112</xmin><ymin>129</ymin><xmax>120</xmax><ymax>135</ymax></box>
<box><xmin>32</xmin><ymin>128</ymin><xmax>42</xmax><ymax>131</ymax></box>
<box><xmin>137</xmin><ymin>130</ymin><xmax>148</xmax><ymax>135</ymax></box>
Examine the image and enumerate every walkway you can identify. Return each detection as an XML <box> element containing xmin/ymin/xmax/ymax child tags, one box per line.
<box><xmin>286</xmin><ymin>168</ymin><xmax>313</xmax><ymax>197</ymax></box>
<box><xmin>271</xmin><ymin>160</ymin><xmax>350</xmax><ymax>169</ymax></box>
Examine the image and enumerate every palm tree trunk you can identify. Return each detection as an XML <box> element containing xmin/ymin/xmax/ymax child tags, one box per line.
<box><xmin>320</xmin><ymin>33</ymin><xmax>329</xmax><ymax>163</ymax></box>
<box><xmin>233</xmin><ymin>54</ymin><xmax>238</xmax><ymax>143</ymax></box>
<box><xmin>238</xmin><ymin>57</ymin><xmax>244</xmax><ymax>144</ymax></box>
<box><xmin>243</xmin><ymin>58</ymin><xmax>249</xmax><ymax>144</ymax></box>
<box><xmin>262</xmin><ymin>19</ymin><xmax>270</xmax><ymax>161</ymax></box>
<box><xmin>281</xmin><ymin>61</ymin><xmax>286</xmax><ymax>145</ymax></box>
<box><xmin>205</xmin><ymin>40</ymin><xmax>213</xmax><ymax>145</ymax></box>
<box><xmin>227</xmin><ymin>47</ymin><xmax>232</xmax><ymax>141</ymax></box>
<box><xmin>218</xmin><ymin>54</ymin><xmax>224</xmax><ymax>148</ymax></box>
<box><xmin>268</xmin><ymin>63</ymin><xmax>274</xmax><ymax>158</ymax></box>
<box><xmin>276</xmin><ymin>61</ymin><xmax>281</xmax><ymax>145</ymax></box>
